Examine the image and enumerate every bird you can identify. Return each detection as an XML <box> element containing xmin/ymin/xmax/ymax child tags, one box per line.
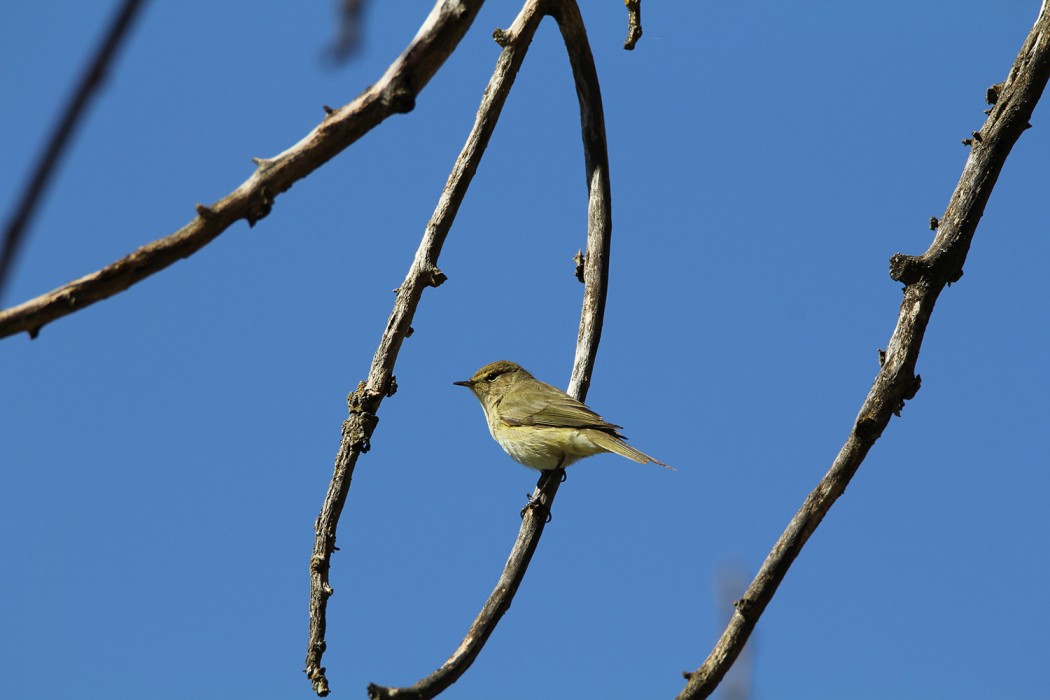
<box><xmin>454</xmin><ymin>360</ymin><xmax>673</xmax><ymax>471</ymax></box>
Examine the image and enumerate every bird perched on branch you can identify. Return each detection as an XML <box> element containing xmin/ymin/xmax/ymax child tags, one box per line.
<box><xmin>454</xmin><ymin>360</ymin><xmax>673</xmax><ymax>472</ymax></box>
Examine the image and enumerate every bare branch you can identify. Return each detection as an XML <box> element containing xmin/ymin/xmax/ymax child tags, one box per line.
<box><xmin>366</xmin><ymin>1</ymin><xmax>612</xmax><ymax>698</ymax></box>
<box><xmin>303</xmin><ymin>0</ymin><xmax>552</xmax><ymax>693</ymax></box>
<box><xmin>623</xmin><ymin>0</ymin><xmax>642</xmax><ymax>51</ymax></box>
<box><xmin>0</xmin><ymin>0</ymin><xmax>483</xmax><ymax>341</ymax></box>
<box><xmin>0</xmin><ymin>0</ymin><xmax>146</xmax><ymax>302</ymax></box>
<box><xmin>678</xmin><ymin>6</ymin><xmax>1050</xmax><ymax>698</ymax></box>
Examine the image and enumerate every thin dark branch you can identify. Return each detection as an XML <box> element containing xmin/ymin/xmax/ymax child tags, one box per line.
<box><xmin>325</xmin><ymin>0</ymin><xmax>368</xmax><ymax>64</ymax></box>
<box><xmin>0</xmin><ymin>0</ymin><xmax>483</xmax><ymax>341</ymax></box>
<box><xmin>678</xmin><ymin>6</ymin><xmax>1050</xmax><ymax>698</ymax></box>
<box><xmin>366</xmin><ymin>1</ymin><xmax>611</xmax><ymax>698</ymax></box>
<box><xmin>0</xmin><ymin>0</ymin><xmax>146</xmax><ymax>302</ymax></box>
<box><xmin>623</xmin><ymin>0</ymin><xmax>642</xmax><ymax>50</ymax></box>
<box><xmin>304</xmin><ymin>0</ymin><xmax>537</xmax><ymax>693</ymax></box>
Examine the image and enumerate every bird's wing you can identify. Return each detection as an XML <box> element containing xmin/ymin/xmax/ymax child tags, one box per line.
<box><xmin>497</xmin><ymin>380</ymin><xmax>623</xmax><ymax>432</ymax></box>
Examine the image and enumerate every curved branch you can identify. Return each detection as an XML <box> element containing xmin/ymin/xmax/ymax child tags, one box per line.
<box><xmin>678</xmin><ymin>6</ymin><xmax>1050</xmax><ymax>698</ymax></box>
<box><xmin>0</xmin><ymin>0</ymin><xmax>146</xmax><ymax>302</ymax></box>
<box><xmin>303</xmin><ymin>0</ymin><xmax>557</xmax><ymax>694</ymax></box>
<box><xmin>0</xmin><ymin>0</ymin><xmax>484</xmax><ymax>340</ymax></box>
<box><xmin>367</xmin><ymin>1</ymin><xmax>611</xmax><ymax>698</ymax></box>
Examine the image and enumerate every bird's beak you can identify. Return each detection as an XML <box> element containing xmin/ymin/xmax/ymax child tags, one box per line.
<box><xmin>453</xmin><ymin>379</ymin><xmax>473</xmax><ymax>387</ymax></box>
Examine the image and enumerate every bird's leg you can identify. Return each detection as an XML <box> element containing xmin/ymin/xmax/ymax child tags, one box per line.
<box><xmin>520</xmin><ymin>467</ymin><xmax>563</xmax><ymax>522</ymax></box>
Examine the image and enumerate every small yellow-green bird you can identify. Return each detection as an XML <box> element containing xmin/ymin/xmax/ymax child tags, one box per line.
<box><xmin>454</xmin><ymin>360</ymin><xmax>673</xmax><ymax>471</ymax></box>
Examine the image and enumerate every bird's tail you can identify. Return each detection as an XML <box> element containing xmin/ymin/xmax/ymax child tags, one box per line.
<box><xmin>591</xmin><ymin>431</ymin><xmax>676</xmax><ymax>471</ymax></box>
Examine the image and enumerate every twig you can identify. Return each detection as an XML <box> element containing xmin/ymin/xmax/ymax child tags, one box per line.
<box><xmin>366</xmin><ymin>1</ymin><xmax>610</xmax><ymax>699</ymax></box>
<box><xmin>0</xmin><ymin>0</ymin><xmax>484</xmax><ymax>341</ymax></box>
<box><xmin>678</xmin><ymin>6</ymin><xmax>1050</xmax><ymax>698</ymax></box>
<box><xmin>0</xmin><ymin>0</ymin><xmax>146</xmax><ymax>302</ymax></box>
<box><xmin>623</xmin><ymin>0</ymin><xmax>642</xmax><ymax>50</ymax></box>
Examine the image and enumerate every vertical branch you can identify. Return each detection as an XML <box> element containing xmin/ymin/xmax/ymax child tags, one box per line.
<box><xmin>367</xmin><ymin>1</ymin><xmax>611</xmax><ymax>697</ymax></box>
<box><xmin>557</xmin><ymin>0</ymin><xmax>612</xmax><ymax>401</ymax></box>
<box><xmin>0</xmin><ymin>0</ymin><xmax>146</xmax><ymax>301</ymax></box>
<box><xmin>678</xmin><ymin>6</ymin><xmax>1050</xmax><ymax>698</ymax></box>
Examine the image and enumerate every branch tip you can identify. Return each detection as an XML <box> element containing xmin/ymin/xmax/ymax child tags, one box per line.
<box><xmin>623</xmin><ymin>0</ymin><xmax>643</xmax><ymax>50</ymax></box>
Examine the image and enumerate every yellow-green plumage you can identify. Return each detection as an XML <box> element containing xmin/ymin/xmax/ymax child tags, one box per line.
<box><xmin>454</xmin><ymin>360</ymin><xmax>673</xmax><ymax>471</ymax></box>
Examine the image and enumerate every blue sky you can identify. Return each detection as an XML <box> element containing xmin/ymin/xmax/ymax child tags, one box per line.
<box><xmin>2</xmin><ymin>2</ymin><xmax>1049</xmax><ymax>699</ymax></box>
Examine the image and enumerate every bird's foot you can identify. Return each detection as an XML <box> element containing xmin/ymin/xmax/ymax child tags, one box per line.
<box><xmin>520</xmin><ymin>492</ymin><xmax>552</xmax><ymax>523</ymax></box>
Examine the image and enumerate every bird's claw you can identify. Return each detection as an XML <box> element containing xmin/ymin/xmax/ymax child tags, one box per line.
<box><xmin>520</xmin><ymin>493</ymin><xmax>553</xmax><ymax>523</ymax></box>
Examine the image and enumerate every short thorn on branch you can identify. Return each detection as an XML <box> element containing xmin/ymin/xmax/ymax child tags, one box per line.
<box><xmin>251</xmin><ymin>156</ymin><xmax>276</xmax><ymax>172</ymax></box>
<box><xmin>887</xmin><ymin>253</ymin><xmax>926</xmax><ymax>285</ymax></box>
<box><xmin>492</xmin><ymin>27</ymin><xmax>510</xmax><ymax>47</ymax></box>
<box><xmin>854</xmin><ymin>415</ymin><xmax>883</xmax><ymax>441</ymax></box>
<box><xmin>733</xmin><ymin>596</ymin><xmax>754</xmax><ymax>616</ymax></box>
<box><xmin>423</xmin><ymin>265</ymin><xmax>447</xmax><ymax>288</ymax></box>
<box><xmin>382</xmin><ymin>79</ymin><xmax>416</xmax><ymax>113</ymax></box>
<box><xmin>245</xmin><ymin>186</ymin><xmax>274</xmax><ymax>227</ymax></box>
<box><xmin>986</xmin><ymin>82</ymin><xmax>1002</xmax><ymax>104</ymax></box>
<box><xmin>195</xmin><ymin>203</ymin><xmax>216</xmax><ymax>219</ymax></box>
<box><xmin>929</xmin><ymin>216</ymin><xmax>939</xmax><ymax>230</ymax></box>
<box><xmin>573</xmin><ymin>249</ymin><xmax>586</xmax><ymax>283</ymax></box>
<box><xmin>905</xmin><ymin>374</ymin><xmax>922</xmax><ymax>402</ymax></box>
<box><xmin>892</xmin><ymin>374</ymin><xmax>922</xmax><ymax>417</ymax></box>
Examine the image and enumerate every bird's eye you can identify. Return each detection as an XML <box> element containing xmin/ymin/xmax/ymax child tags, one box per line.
<box><xmin>485</xmin><ymin>372</ymin><xmax>499</xmax><ymax>382</ymax></box>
